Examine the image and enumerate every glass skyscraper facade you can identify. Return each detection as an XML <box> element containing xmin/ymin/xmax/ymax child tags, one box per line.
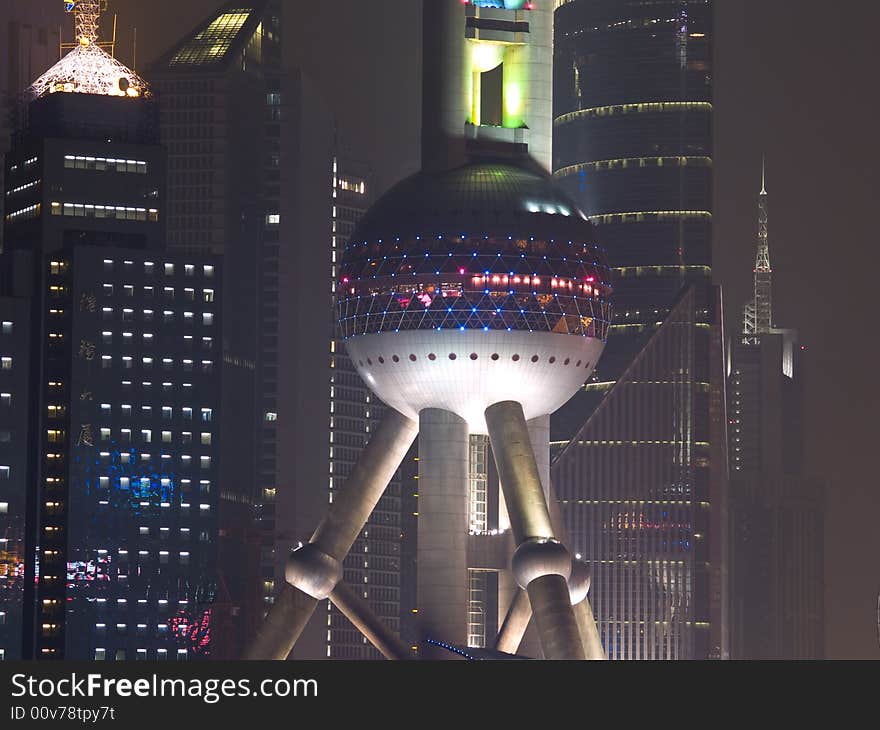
<box><xmin>551</xmin><ymin>0</ymin><xmax>727</xmax><ymax>659</ymax></box>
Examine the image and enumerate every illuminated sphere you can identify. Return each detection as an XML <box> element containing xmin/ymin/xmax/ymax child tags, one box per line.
<box><xmin>337</xmin><ymin>162</ymin><xmax>612</xmax><ymax>433</ymax></box>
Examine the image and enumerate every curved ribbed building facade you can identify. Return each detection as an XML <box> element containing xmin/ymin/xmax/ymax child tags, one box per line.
<box><xmin>553</xmin><ymin>0</ymin><xmax>713</xmax><ymax>400</ymax></box>
<box><xmin>551</xmin><ymin>0</ymin><xmax>728</xmax><ymax>660</ymax></box>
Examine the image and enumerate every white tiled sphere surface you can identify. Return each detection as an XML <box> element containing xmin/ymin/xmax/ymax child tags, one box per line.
<box><xmin>345</xmin><ymin>330</ymin><xmax>604</xmax><ymax>434</ymax></box>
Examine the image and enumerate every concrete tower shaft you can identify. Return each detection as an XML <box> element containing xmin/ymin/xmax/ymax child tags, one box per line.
<box><xmin>422</xmin><ymin>0</ymin><xmax>553</xmax><ymax>172</ymax></box>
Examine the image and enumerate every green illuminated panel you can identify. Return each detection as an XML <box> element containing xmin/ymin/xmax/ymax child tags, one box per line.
<box><xmin>169</xmin><ymin>9</ymin><xmax>254</xmax><ymax>67</ymax></box>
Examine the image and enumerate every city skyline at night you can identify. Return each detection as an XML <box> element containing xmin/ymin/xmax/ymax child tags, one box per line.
<box><xmin>0</xmin><ymin>0</ymin><xmax>875</xmax><ymax>661</ymax></box>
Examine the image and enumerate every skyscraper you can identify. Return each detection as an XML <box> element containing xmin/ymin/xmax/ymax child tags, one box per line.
<box><xmin>1</xmin><ymin>2</ymin><xmax>223</xmax><ymax>660</ymax></box>
<box><xmin>727</xmin><ymin>166</ymin><xmax>824</xmax><ymax>659</ymax></box>
<box><xmin>325</xmin><ymin>156</ymin><xmax>413</xmax><ymax>659</ymax></box>
<box><xmin>0</xmin><ymin>1</ymin><xmax>66</xmax><ymax>252</ymax></box>
<box><xmin>150</xmin><ymin>1</ymin><xmax>283</xmax><ymax>650</ymax></box>
<box><xmin>551</xmin><ymin>0</ymin><xmax>728</xmax><ymax>659</ymax></box>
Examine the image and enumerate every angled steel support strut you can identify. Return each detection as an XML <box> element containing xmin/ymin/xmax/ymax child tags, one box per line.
<box><xmin>244</xmin><ymin>409</ymin><xmax>418</xmax><ymax>660</ymax></box>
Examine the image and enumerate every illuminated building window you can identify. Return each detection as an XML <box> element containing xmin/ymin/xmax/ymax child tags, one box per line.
<box><xmin>200</xmin><ymin>408</ymin><xmax>213</xmax><ymax>423</ymax></box>
<box><xmin>1</xmin><ymin>358</ymin><xmax>11</xmax><ymax>370</ymax></box>
<box><xmin>168</xmin><ymin>10</ymin><xmax>254</xmax><ymax>67</ymax></box>
<box><xmin>164</xmin><ymin>263</ymin><xmax>174</xmax><ymax>276</ymax></box>
<box><xmin>100</xmin><ymin>428</ymin><xmax>110</xmax><ymax>442</ymax></box>
<box><xmin>200</xmin><ymin>432</ymin><xmax>212</xmax><ymax>446</ymax></box>
<box><xmin>199</xmin><ymin>456</ymin><xmax>211</xmax><ymax>469</ymax></box>
<box><xmin>1</xmin><ymin>322</ymin><xmax>12</xmax><ymax>335</ymax></box>
<box><xmin>203</xmin><ymin>265</ymin><xmax>214</xmax><ymax>278</ymax></box>
<box><xmin>0</xmin><ymin>501</ymin><xmax>7</xmax><ymax>512</ymax></box>
<box><xmin>64</xmin><ymin>156</ymin><xmax>148</xmax><ymax>174</ymax></box>
<box><xmin>144</xmin><ymin>262</ymin><xmax>154</xmax><ymax>275</ymax></box>
<box><xmin>163</xmin><ymin>287</ymin><xmax>174</xmax><ymax>300</ymax></box>
<box><xmin>163</xmin><ymin>310</ymin><xmax>174</xmax><ymax>323</ymax></box>
<box><xmin>94</xmin><ymin>649</ymin><xmax>106</xmax><ymax>660</ymax></box>
<box><xmin>5</xmin><ymin>203</ymin><xmax>41</xmax><ymax>223</ymax></box>
<box><xmin>265</xmin><ymin>213</ymin><xmax>280</xmax><ymax>226</ymax></box>
<box><xmin>0</xmin><ymin>394</ymin><xmax>9</xmax><ymax>407</ymax></box>
<box><xmin>184</xmin><ymin>312</ymin><xmax>194</xmax><ymax>322</ymax></box>
<box><xmin>184</xmin><ymin>288</ymin><xmax>195</xmax><ymax>301</ymax></box>
<box><xmin>101</xmin><ymin>355</ymin><xmax>112</xmax><ymax>369</ymax></box>
<box><xmin>182</xmin><ymin>408</ymin><xmax>193</xmax><ymax>421</ymax></box>
<box><xmin>143</xmin><ymin>309</ymin><xmax>154</xmax><ymax>322</ymax></box>
<box><xmin>142</xmin><ymin>430</ymin><xmax>152</xmax><ymax>443</ymax></box>
<box><xmin>203</xmin><ymin>313</ymin><xmax>214</xmax><ymax>325</ymax></box>
<box><xmin>203</xmin><ymin>288</ymin><xmax>215</xmax><ymax>303</ymax></box>
<box><xmin>103</xmin><ymin>259</ymin><xmax>114</xmax><ymax>272</ymax></box>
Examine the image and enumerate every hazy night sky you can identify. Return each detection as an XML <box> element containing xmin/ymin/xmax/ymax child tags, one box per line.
<box><xmin>96</xmin><ymin>0</ymin><xmax>878</xmax><ymax>658</ymax></box>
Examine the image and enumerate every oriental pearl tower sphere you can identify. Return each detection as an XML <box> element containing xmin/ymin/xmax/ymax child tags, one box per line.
<box><xmin>338</xmin><ymin>164</ymin><xmax>611</xmax><ymax>433</ymax></box>
<box><xmin>247</xmin><ymin>0</ymin><xmax>612</xmax><ymax>662</ymax></box>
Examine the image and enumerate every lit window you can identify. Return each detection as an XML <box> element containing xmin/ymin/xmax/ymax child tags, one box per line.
<box><xmin>142</xmin><ymin>429</ymin><xmax>152</xmax><ymax>443</ymax></box>
<box><xmin>203</xmin><ymin>313</ymin><xmax>213</xmax><ymax>325</ymax></box>
<box><xmin>164</xmin><ymin>263</ymin><xmax>174</xmax><ymax>276</ymax></box>
<box><xmin>1</xmin><ymin>357</ymin><xmax>12</xmax><ymax>370</ymax></box>
<box><xmin>185</xmin><ymin>265</ymin><xmax>195</xmax><ymax>277</ymax></box>
<box><xmin>203</xmin><ymin>265</ymin><xmax>214</xmax><ymax>278</ymax></box>
<box><xmin>265</xmin><ymin>213</ymin><xmax>280</xmax><ymax>226</ymax></box>
<box><xmin>203</xmin><ymin>289</ymin><xmax>215</xmax><ymax>303</ymax></box>
<box><xmin>1</xmin><ymin>322</ymin><xmax>12</xmax><ymax>334</ymax></box>
<box><xmin>162</xmin><ymin>431</ymin><xmax>172</xmax><ymax>443</ymax></box>
<box><xmin>200</xmin><ymin>432</ymin><xmax>212</xmax><ymax>445</ymax></box>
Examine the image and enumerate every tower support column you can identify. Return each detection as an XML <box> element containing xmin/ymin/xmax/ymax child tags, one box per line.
<box><xmin>417</xmin><ymin>408</ymin><xmax>470</xmax><ymax>658</ymax></box>
<box><xmin>244</xmin><ymin>409</ymin><xmax>418</xmax><ymax>659</ymax></box>
<box><xmin>485</xmin><ymin>400</ymin><xmax>585</xmax><ymax>660</ymax></box>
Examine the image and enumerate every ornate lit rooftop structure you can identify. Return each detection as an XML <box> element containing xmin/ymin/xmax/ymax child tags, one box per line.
<box><xmin>25</xmin><ymin>0</ymin><xmax>150</xmax><ymax>100</ymax></box>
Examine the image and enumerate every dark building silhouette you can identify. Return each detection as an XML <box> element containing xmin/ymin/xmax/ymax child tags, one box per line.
<box><xmin>727</xmin><ymin>169</ymin><xmax>824</xmax><ymax>659</ymax></box>
<box><xmin>149</xmin><ymin>1</ymin><xmax>283</xmax><ymax>654</ymax></box>
<box><xmin>0</xmin><ymin>1</ymin><xmax>66</xmax><ymax>252</ymax></box>
<box><xmin>551</xmin><ymin>0</ymin><xmax>727</xmax><ymax>659</ymax></box>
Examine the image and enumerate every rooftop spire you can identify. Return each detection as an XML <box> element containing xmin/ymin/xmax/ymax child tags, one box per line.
<box><xmin>72</xmin><ymin>0</ymin><xmax>103</xmax><ymax>47</ymax></box>
<box><xmin>744</xmin><ymin>157</ymin><xmax>772</xmax><ymax>339</ymax></box>
<box><xmin>25</xmin><ymin>0</ymin><xmax>150</xmax><ymax>100</ymax></box>
<box><xmin>760</xmin><ymin>154</ymin><xmax>767</xmax><ymax>196</ymax></box>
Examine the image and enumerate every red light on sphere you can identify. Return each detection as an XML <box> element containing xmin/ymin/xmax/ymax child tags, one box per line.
<box><xmin>458</xmin><ymin>267</ymin><xmax>466</xmax><ymax>275</ymax></box>
<box><xmin>342</xmin><ymin>276</ymin><xmax>349</xmax><ymax>284</ymax></box>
